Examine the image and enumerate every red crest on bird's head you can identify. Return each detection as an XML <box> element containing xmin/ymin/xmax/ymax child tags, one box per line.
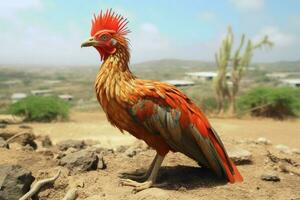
<box><xmin>91</xmin><ymin>9</ymin><xmax>130</xmax><ymax>37</ymax></box>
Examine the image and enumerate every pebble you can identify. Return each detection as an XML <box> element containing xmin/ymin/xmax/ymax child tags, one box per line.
<box><xmin>228</xmin><ymin>148</ymin><xmax>252</xmax><ymax>165</ymax></box>
<box><xmin>256</xmin><ymin>137</ymin><xmax>272</xmax><ymax>145</ymax></box>
<box><xmin>261</xmin><ymin>171</ymin><xmax>280</xmax><ymax>182</ymax></box>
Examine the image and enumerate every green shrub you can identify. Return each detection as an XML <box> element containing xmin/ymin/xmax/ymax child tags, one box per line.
<box><xmin>237</xmin><ymin>87</ymin><xmax>300</xmax><ymax>119</ymax></box>
<box><xmin>9</xmin><ymin>96</ymin><xmax>70</xmax><ymax>122</ymax></box>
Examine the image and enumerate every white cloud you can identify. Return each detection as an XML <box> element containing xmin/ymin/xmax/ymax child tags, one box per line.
<box><xmin>254</xmin><ymin>26</ymin><xmax>296</xmax><ymax>47</ymax></box>
<box><xmin>0</xmin><ymin>0</ymin><xmax>42</xmax><ymax>21</ymax></box>
<box><xmin>130</xmin><ymin>23</ymin><xmax>172</xmax><ymax>62</ymax></box>
<box><xmin>0</xmin><ymin>23</ymin><xmax>98</xmax><ymax>66</ymax></box>
<box><xmin>230</xmin><ymin>0</ymin><xmax>264</xmax><ymax>11</ymax></box>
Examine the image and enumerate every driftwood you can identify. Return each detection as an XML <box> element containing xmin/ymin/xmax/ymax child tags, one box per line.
<box><xmin>2</xmin><ymin>132</ymin><xmax>29</xmax><ymax>149</ymax></box>
<box><xmin>19</xmin><ymin>169</ymin><xmax>61</xmax><ymax>200</ymax></box>
<box><xmin>6</xmin><ymin>132</ymin><xmax>29</xmax><ymax>145</ymax></box>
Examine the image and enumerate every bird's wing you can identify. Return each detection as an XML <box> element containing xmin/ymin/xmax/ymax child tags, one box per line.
<box><xmin>128</xmin><ymin>81</ymin><xmax>243</xmax><ymax>183</ymax></box>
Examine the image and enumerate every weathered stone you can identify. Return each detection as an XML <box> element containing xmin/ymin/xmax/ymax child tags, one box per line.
<box><xmin>57</xmin><ymin>140</ymin><xmax>86</xmax><ymax>151</ymax></box>
<box><xmin>261</xmin><ymin>171</ymin><xmax>280</xmax><ymax>182</ymax></box>
<box><xmin>275</xmin><ymin>144</ymin><xmax>292</xmax><ymax>154</ymax></box>
<box><xmin>291</xmin><ymin>148</ymin><xmax>300</xmax><ymax>155</ymax></box>
<box><xmin>0</xmin><ymin>137</ymin><xmax>8</xmax><ymax>148</ymax></box>
<box><xmin>22</xmin><ymin>144</ymin><xmax>35</xmax><ymax>151</ymax></box>
<box><xmin>0</xmin><ymin>115</ymin><xmax>23</xmax><ymax>124</ymax></box>
<box><xmin>228</xmin><ymin>149</ymin><xmax>252</xmax><ymax>165</ymax></box>
<box><xmin>97</xmin><ymin>154</ymin><xmax>107</xmax><ymax>170</ymax></box>
<box><xmin>256</xmin><ymin>137</ymin><xmax>271</xmax><ymax>145</ymax></box>
<box><xmin>124</xmin><ymin>147</ymin><xmax>137</xmax><ymax>157</ymax></box>
<box><xmin>0</xmin><ymin>164</ymin><xmax>35</xmax><ymax>200</ymax></box>
<box><xmin>58</xmin><ymin>149</ymin><xmax>99</xmax><ymax>173</ymax></box>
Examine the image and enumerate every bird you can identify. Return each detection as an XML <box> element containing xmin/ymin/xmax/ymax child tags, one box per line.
<box><xmin>81</xmin><ymin>9</ymin><xmax>243</xmax><ymax>192</ymax></box>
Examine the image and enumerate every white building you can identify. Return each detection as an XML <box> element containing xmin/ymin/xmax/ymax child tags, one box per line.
<box><xmin>164</xmin><ymin>80</ymin><xmax>195</xmax><ymax>87</ymax></box>
<box><xmin>185</xmin><ymin>72</ymin><xmax>230</xmax><ymax>82</ymax></box>
<box><xmin>58</xmin><ymin>94</ymin><xmax>74</xmax><ymax>101</ymax></box>
<box><xmin>11</xmin><ymin>93</ymin><xmax>27</xmax><ymax>103</ymax></box>
<box><xmin>31</xmin><ymin>89</ymin><xmax>52</xmax><ymax>96</ymax></box>
<box><xmin>281</xmin><ymin>79</ymin><xmax>300</xmax><ymax>88</ymax></box>
<box><xmin>266</xmin><ymin>73</ymin><xmax>289</xmax><ymax>79</ymax></box>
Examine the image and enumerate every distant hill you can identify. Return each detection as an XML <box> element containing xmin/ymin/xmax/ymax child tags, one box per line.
<box><xmin>254</xmin><ymin>60</ymin><xmax>300</xmax><ymax>72</ymax></box>
<box><xmin>131</xmin><ymin>59</ymin><xmax>300</xmax><ymax>72</ymax></box>
<box><xmin>132</xmin><ymin>59</ymin><xmax>215</xmax><ymax>70</ymax></box>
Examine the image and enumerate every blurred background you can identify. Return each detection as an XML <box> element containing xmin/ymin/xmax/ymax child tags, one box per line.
<box><xmin>1</xmin><ymin>0</ymin><xmax>300</xmax><ymax>120</ymax></box>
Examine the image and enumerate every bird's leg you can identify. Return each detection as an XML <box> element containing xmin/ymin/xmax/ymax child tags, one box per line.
<box><xmin>121</xmin><ymin>154</ymin><xmax>158</xmax><ymax>181</ymax></box>
<box><xmin>120</xmin><ymin>154</ymin><xmax>165</xmax><ymax>193</ymax></box>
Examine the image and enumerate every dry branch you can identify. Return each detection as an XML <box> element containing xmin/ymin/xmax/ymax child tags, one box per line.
<box><xmin>19</xmin><ymin>169</ymin><xmax>61</xmax><ymax>200</ymax></box>
<box><xmin>6</xmin><ymin>132</ymin><xmax>28</xmax><ymax>144</ymax></box>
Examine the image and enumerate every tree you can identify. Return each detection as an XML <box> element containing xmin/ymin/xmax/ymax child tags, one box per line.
<box><xmin>214</xmin><ymin>26</ymin><xmax>273</xmax><ymax>116</ymax></box>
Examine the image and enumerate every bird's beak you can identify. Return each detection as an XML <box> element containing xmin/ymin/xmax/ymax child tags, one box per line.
<box><xmin>81</xmin><ymin>37</ymin><xmax>98</xmax><ymax>48</ymax></box>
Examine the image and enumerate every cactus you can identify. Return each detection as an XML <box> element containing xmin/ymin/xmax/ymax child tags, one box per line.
<box><xmin>214</xmin><ymin>26</ymin><xmax>273</xmax><ymax>115</ymax></box>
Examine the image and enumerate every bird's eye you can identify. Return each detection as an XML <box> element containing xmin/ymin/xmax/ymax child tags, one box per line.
<box><xmin>100</xmin><ymin>34</ymin><xmax>109</xmax><ymax>41</ymax></box>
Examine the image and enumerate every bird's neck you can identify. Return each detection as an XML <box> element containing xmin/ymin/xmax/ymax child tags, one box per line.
<box><xmin>95</xmin><ymin>44</ymin><xmax>135</xmax><ymax>105</ymax></box>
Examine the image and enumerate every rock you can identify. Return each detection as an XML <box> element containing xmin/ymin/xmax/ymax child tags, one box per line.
<box><xmin>8</xmin><ymin>143</ymin><xmax>24</xmax><ymax>150</ymax></box>
<box><xmin>0</xmin><ymin>115</ymin><xmax>23</xmax><ymax>124</ymax></box>
<box><xmin>256</xmin><ymin>137</ymin><xmax>271</xmax><ymax>145</ymax></box>
<box><xmin>291</xmin><ymin>148</ymin><xmax>300</xmax><ymax>155</ymax></box>
<box><xmin>19</xmin><ymin>133</ymin><xmax>37</xmax><ymax>150</ymax></box>
<box><xmin>228</xmin><ymin>149</ymin><xmax>252</xmax><ymax>165</ymax></box>
<box><xmin>0</xmin><ymin>137</ymin><xmax>8</xmax><ymax>148</ymax></box>
<box><xmin>22</xmin><ymin>144</ymin><xmax>35</xmax><ymax>151</ymax></box>
<box><xmin>275</xmin><ymin>144</ymin><xmax>292</xmax><ymax>154</ymax></box>
<box><xmin>0</xmin><ymin>123</ymin><xmax>6</xmax><ymax>129</ymax></box>
<box><xmin>124</xmin><ymin>147</ymin><xmax>137</xmax><ymax>157</ymax></box>
<box><xmin>0</xmin><ymin>164</ymin><xmax>35</xmax><ymax>200</ymax></box>
<box><xmin>58</xmin><ymin>149</ymin><xmax>99</xmax><ymax>173</ymax></box>
<box><xmin>97</xmin><ymin>154</ymin><xmax>106</xmax><ymax>170</ymax></box>
<box><xmin>65</xmin><ymin>147</ymin><xmax>79</xmax><ymax>154</ymax></box>
<box><xmin>261</xmin><ymin>171</ymin><xmax>280</xmax><ymax>182</ymax></box>
<box><xmin>57</xmin><ymin>140</ymin><xmax>86</xmax><ymax>151</ymax></box>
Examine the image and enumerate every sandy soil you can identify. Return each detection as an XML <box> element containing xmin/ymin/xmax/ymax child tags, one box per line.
<box><xmin>1</xmin><ymin>111</ymin><xmax>300</xmax><ymax>200</ymax></box>
<box><xmin>30</xmin><ymin>111</ymin><xmax>300</xmax><ymax>149</ymax></box>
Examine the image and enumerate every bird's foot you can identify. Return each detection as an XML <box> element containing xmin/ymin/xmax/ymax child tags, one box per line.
<box><xmin>119</xmin><ymin>179</ymin><xmax>153</xmax><ymax>193</ymax></box>
<box><xmin>119</xmin><ymin>179</ymin><xmax>167</xmax><ymax>193</ymax></box>
<box><xmin>120</xmin><ymin>171</ymin><xmax>148</xmax><ymax>181</ymax></box>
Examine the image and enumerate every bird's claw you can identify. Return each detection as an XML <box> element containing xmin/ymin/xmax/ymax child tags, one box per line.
<box><xmin>119</xmin><ymin>178</ymin><xmax>153</xmax><ymax>193</ymax></box>
<box><xmin>120</xmin><ymin>171</ymin><xmax>148</xmax><ymax>181</ymax></box>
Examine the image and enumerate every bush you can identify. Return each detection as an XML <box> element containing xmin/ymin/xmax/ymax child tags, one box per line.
<box><xmin>237</xmin><ymin>87</ymin><xmax>300</xmax><ymax>119</ymax></box>
<box><xmin>9</xmin><ymin>96</ymin><xmax>70</xmax><ymax>122</ymax></box>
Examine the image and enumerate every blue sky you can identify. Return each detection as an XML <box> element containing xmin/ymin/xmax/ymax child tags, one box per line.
<box><xmin>0</xmin><ymin>0</ymin><xmax>300</xmax><ymax>66</ymax></box>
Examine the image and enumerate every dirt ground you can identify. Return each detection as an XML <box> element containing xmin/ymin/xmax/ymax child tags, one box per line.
<box><xmin>30</xmin><ymin>112</ymin><xmax>300</xmax><ymax>149</ymax></box>
<box><xmin>1</xmin><ymin>111</ymin><xmax>300</xmax><ymax>200</ymax></box>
